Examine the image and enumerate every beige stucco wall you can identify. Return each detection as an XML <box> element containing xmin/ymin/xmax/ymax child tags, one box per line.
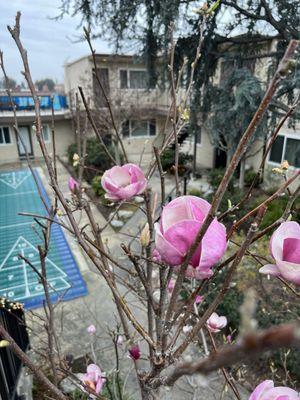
<box><xmin>64</xmin><ymin>57</ymin><xmax>93</xmax><ymax>108</ymax></box>
<box><xmin>0</xmin><ymin>119</ymin><xmax>74</xmax><ymax>165</ymax></box>
<box><xmin>0</xmin><ymin>126</ymin><xmax>19</xmax><ymax>163</ymax></box>
<box><xmin>64</xmin><ymin>55</ymin><xmax>177</xmax><ymax>112</ymax></box>
<box><xmin>181</xmin><ymin>129</ymin><xmax>215</xmax><ymax>169</ymax></box>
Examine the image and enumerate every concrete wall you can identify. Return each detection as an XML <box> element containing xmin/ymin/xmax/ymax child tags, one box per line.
<box><xmin>64</xmin><ymin>57</ymin><xmax>93</xmax><ymax>106</ymax></box>
<box><xmin>0</xmin><ymin>119</ymin><xmax>74</xmax><ymax>164</ymax></box>
<box><xmin>181</xmin><ymin>129</ymin><xmax>215</xmax><ymax>169</ymax></box>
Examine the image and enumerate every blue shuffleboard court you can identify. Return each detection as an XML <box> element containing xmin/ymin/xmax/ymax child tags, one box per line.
<box><xmin>0</xmin><ymin>169</ymin><xmax>87</xmax><ymax>309</ymax></box>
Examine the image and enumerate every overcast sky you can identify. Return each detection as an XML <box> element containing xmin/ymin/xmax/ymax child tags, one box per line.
<box><xmin>0</xmin><ymin>1</ymin><xmax>111</xmax><ymax>84</ymax></box>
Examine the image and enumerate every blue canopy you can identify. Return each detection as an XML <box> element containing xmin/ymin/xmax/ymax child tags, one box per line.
<box><xmin>0</xmin><ymin>95</ymin><xmax>67</xmax><ymax>111</ymax></box>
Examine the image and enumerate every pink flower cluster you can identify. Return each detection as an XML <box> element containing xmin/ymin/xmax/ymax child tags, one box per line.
<box><xmin>101</xmin><ymin>163</ymin><xmax>147</xmax><ymax>201</ymax></box>
<box><xmin>260</xmin><ymin>221</ymin><xmax>300</xmax><ymax>285</ymax></box>
<box><xmin>249</xmin><ymin>380</ymin><xmax>299</xmax><ymax>399</ymax></box>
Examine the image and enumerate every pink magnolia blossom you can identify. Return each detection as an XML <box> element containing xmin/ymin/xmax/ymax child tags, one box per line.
<box><xmin>101</xmin><ymin>163</ymin><xmax>147</xmax><ymax>201</ymax></box>
<box><xmin>128</xmin><ymin>344</ymin><xmax>141</xmax><ymax>360</ymax></box>
<box><xmin>68</xmin><ymin>176</ymin><xmax>79</xmax><ymax>194</ymax></box>
<box><xmin>249</xmin><ymin>380</ymin><xmax>299</xmax><ymax>399</ymax></box>
<box><xmin>87</xmin><ymin>324</ymin><xmax>96</xmax><ymax>335</ymax></box>
<box><xmin>154</xmin><ymin>196</ymin><xmax>227</xmax><ymax>278</ymax></box>
<box><xmin>82</xmin><ymin>364</ymin><xmax>105</xmax><ymax>395</ymax></box>
<box><xmin>206</xmin><ymin>312</ymin><xmax>227</xmax><ymax>333</ymax></box>
<box><xmin>259</xmin><ymin>221</ymin><xmax>300</xmax><ymax>285</ymax></box>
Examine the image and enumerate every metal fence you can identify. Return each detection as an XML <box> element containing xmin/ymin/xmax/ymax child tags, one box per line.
<box><xmin>0</xmin><ymin>299</ymin><xmax>29</xmax><ymax>400</ymax></box>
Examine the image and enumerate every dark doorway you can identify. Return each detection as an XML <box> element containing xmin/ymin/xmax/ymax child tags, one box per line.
<box><xmin>16</xmin><ymin>126</ymin><xmax>34</xmax><ymax>158</ymax></box>
<box><xmin>214</xmin><ymin>147</ymin><xmax>227</xmax><ymax>169</ymax></box>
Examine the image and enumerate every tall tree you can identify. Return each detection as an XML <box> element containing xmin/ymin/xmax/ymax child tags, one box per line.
<box><xmin>0</xmin><ymin>76</ymin><xmax>17</xmax><ymax>89</ymax></box>
<box><xmin>35</xmin><ymin>78</ymin><xmax>55</xmax><ymax>92</ymax></box>
<box><xmin>58</xmin><ymin>0</ymin><xmax>300</xmax><ymax>172</ymax></box>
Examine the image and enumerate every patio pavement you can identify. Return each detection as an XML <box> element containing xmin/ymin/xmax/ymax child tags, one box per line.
<box><xmin>0</xmin><ymin>160</ymin><xmax>250</xmax><ymax>399</ymax></box>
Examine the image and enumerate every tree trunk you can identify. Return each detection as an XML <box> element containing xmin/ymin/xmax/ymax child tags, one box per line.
<box><xmin>114</xmin><ymin>136</ymin><xmax>121</xmax><ymax>165</ymax></box>
<box><xmin>239</xmin><ymin>155</ymin><xmax>246</xmax><ymax>190</ymax></box>
<box><xmin>140</xmin><ymin>381</ymin><xmax>161</xmax><ymax>400</ymax></box>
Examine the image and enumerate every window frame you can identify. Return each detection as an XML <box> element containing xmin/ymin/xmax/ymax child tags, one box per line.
<box><xmin>0</xmin><ymin>126</ymin><xmax>13</xmax><ymax>146</ymax></box>
<box><xmin>119</xmin><ymin>68</ymin><xmax>149</xmax><ymax>90</ymax></box>
<box><xmin>122</xmin><ymin>119</ymin><xmax>156</xmax><ymax>138</ymax></box>
<box><xmin>268</xmin><ymin>133</ymin><xmax>300</xmax><ymax>169</ymax></box>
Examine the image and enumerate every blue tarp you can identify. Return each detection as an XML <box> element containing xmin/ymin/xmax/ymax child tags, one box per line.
<box><xmin>0</xmin><ymin>95</ymin><xmax>67</xmax><ymax>111</ymax></box>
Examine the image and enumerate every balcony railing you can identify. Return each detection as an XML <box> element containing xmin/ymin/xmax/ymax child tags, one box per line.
<box><xmin>92</xmin><ymin>87</ymin><xmax>187</xmax><ymax>115</ymax></box>
<box><xmin>0</xmin><ymin>298</ymin><xmax>29</xmax><ymax>400</ymax></box>
<box><xmin>0</xmin><ymin>94</ymin><xmax>67</xmax><ymax>111</ymax></box>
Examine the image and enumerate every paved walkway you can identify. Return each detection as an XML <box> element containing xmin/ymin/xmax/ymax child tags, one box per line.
<box><xmin>1</xmin><ymin>160</ymin><xmax>249</xmax><ymax>399</ymax></box>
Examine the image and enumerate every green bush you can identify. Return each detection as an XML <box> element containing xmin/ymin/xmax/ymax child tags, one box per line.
<box><xmin>252</xmin><ymin>194</ymin><xmax>300</xmax><ymax>230</ymax></box>
<box><xmin>160</xmin><ymin>149</ymin><xmax>192</xmax><ymax>176</ymax></box>
<box><xmin>244</xmin><ymin>168</ymin><xmax>260</xmax><ymax>188</ymax></box>
<box><xmin>188</xmin><ymin>188</ymin><xmax>204</xmax><ymax>197</ymax></box>
<box><xmin>91</xmin><ymin>175</ymin><xmax>105</xmax><ymax>197</ymax></box>
<box><xmin>67</xmin><ymin>138</ymin><xmax>115</xmax><ymax>182</ymax></box>
<box><xmin>207</xmin><ymin>168</ymin><xmax>235</xmax><ymax>192</ymax></box>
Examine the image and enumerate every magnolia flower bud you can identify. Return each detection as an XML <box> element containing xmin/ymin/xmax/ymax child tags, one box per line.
<box><xmin>68</xmin><ymin>177</ymin><xmax>80</xmax><ymax>194</ymax></box>
<box><xmin>272</xmin><ymin>167</ymin><xmax>284</xmax><ymax>175</ymax></box>
<box><xmin>195</xmin><ymin>295</ymin><xmax>203</xmax><ymax>304</ymax></box>
<box><xmin>140</xmin><ymin>223</ymin><xmax>150</xmax><ymax>247</ymax></box>
<box><xmin>128</xmin><ymin>345</ymin><xmax>141</xmax><ymax>360</ymax></box>
<box><xmin>182</xmin><ymin>325</ymin><xmax>193</xmax><ymax>334</ymax></box>
<box><xmin>87</xmin><ymin>324</ymin><xmax>96</xmax><ymax>335</ymax></box>
<box><xmin>73</xmin><ymin>153</ymin><xmax>80</xmax><ymax>167</ymax></box>
<box><xmin>281</xmin><ymin>160</ymin><xmax>289</xmax><ymax>170</ymax></box>
<box><xmin>116</xmin><ymin>335</ymin><xmax>124</xmax><ymax>346</ymax></box>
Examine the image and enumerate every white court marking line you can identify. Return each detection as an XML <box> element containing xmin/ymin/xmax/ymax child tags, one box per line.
<box><xmin>0</xmin><ymin>171</ymin><xmax>31</xmax><ymax>190</ymax></box>
<box><xmin>0</xmin><ymin>236</ymin><xmax>71</xmax><ymax>299</ymax></box>
<box><xmin>0</xmin><ymin>190</ymin><xmax>38</xmax><ymax>198</ymax></box>
<box><xmin>21</xmin><ymin>248</ymin><xmax>30</xmax><ymax>297</ymax></box>
<box><xmin>0</xmin><ymin>222</ymin><xmax>34</xmax><ymax>230</ymax></box>
<box><xmin>0</xmin><ymin>278</ymin><xmax>71</xmax><ymax>301</ymax></box>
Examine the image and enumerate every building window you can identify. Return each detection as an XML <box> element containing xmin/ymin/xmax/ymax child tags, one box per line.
<box><xmin>0</xmin><ymin>127</ymin><xmax>11</xmax><ymax>145</ymax></box>
<box><xmin>120</xmin><ymin>70</ymin><xmax>148</xmax><ymax>89</ymax></box>
<box><xmin>269</xmin><ymin>135</ymin><xmax>300</xmax><ymax>168</ymax></box>
<box><xmin>42</xmin><ymin>125</ymin><xmax>51</xmax><ymax>143</ymax></box>
<box><xmin>122</xmin><ymin>120</ymin><xmax>156</xmax><ymax>138</ymax></box>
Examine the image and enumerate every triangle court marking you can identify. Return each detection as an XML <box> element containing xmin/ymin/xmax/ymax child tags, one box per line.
<box><xmin>0</xmin><ymin>236</ymin><xmax>68</xmax><ymax>278</ymax></box>
<box><xmin>0</xmin><ymin>170</ymin><xmax>31</xmax><ymax>190</ymax></box>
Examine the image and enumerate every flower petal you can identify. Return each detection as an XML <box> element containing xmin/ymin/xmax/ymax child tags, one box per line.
<box><xmin>109</xmin><ymin>166</ymin><xmax>131</xmax><ymax>187</ymax></box>
<box><xmin>259</xmin><ymin>264</ymin><xmax>281</xmax><ymax>277</ymax></box>
<box><xmin>199</xmin><ymin>218</ymin><xmax>227</xmax><ymax>269</ymax></box>
<box><xmin>270</xmin><ymin>221</ymin><xmax>300</xmax><ymax>261</ymax></box>
<box><xmin>249</xmin><ymin>380</ymin><xmax>274</xmax><ymax>400</ymax></box>
<box><xmin>164</xmin><ymin>220</ymin><xmax>202</xmax><ymax>267</ymax></box>
<box><xmin>277</xmin><ymin>259</ymin><xmax>300</xmax><ymax>285</ymax></box>
<box><xmin>154</xmin><ymin>223</ymin><xmax>184</xmax><ymax>266</ymax></box>
<box><xmin>283</xmin><ymin>238</ymin><xmax>300</xmax><ymax>264</ymax></box>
